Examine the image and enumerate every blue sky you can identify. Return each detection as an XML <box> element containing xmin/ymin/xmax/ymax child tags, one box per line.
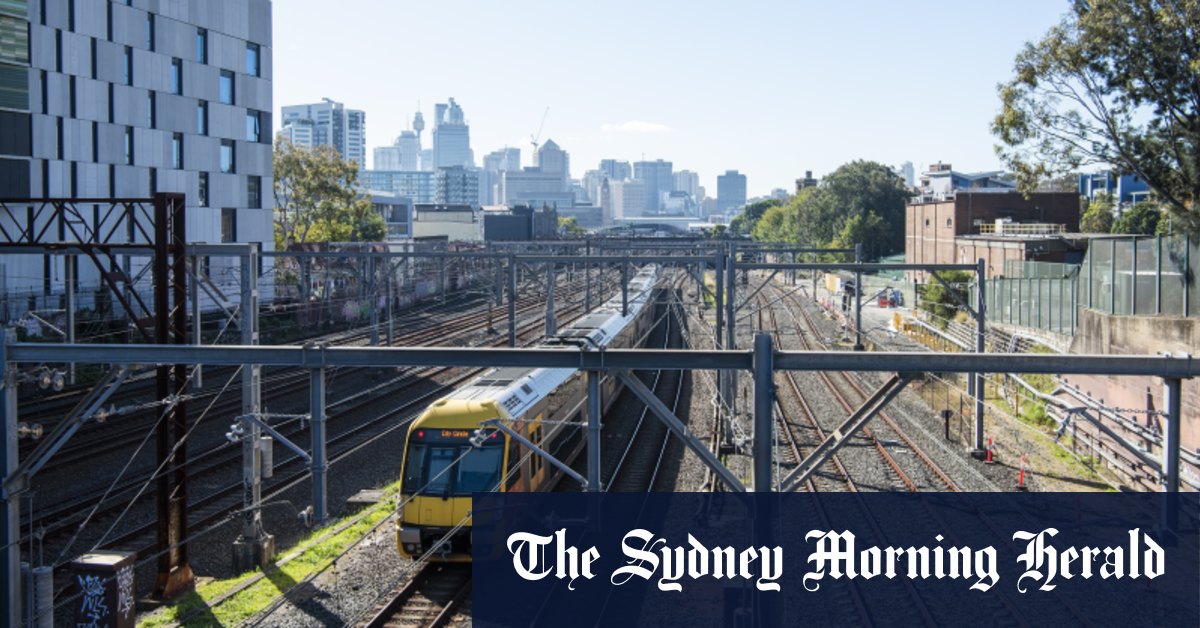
<box><xmin>274</xmin><ymin>1</ymin><xmax>1071</xmax><ymax>197</ymax></box>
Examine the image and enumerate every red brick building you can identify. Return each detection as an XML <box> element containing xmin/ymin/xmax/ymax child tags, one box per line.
<box><xmin>905</xmin><ymin>191</ymin><xmax>1084</xmax><ymax>282</ymax></box>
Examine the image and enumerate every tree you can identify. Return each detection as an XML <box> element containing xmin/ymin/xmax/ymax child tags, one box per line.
<box><xmin>831</xmin><ymin>211</ymin><xmax>891</xmax><ymax>260</ymax></box>
<box><xmin>1112</xmin><ymin>201</ymin><xmax>1163</xmax><ymax>234</ymax></box>
<box><xmin>1079</xmin><ymin>192</ymin><xmax>1115</xmax><ymax>233</ymax></box>
<box><xmin>750</xmin><ymin>203</ymin><xmax>800</xmax><ymax>243</ymax></box>
<box><xmin>919</xmin><ymin>270</ymin><xmax>972</xmax><ymax>324</ymax></box>
<box><xmin>558</xmin><ymin>217</ymin><xmax>586</xmax><ymax>236</ymax></box>
<box><xmin>795</xmin><ymin>161</ymin><xmax>909</xmax><ymax>253</ymax></box>
<box><xmin>273</xmin><ymin>138</ymin><xmax>383</xmax><ymax>248</ymax></box>
<box><xmin>992</xmin><ymin>0</ymin><xmax>1200</xmax><ymax>237</ymax></box>
<box><xmin>728</xmin><ymin>198</ymin><xmax>782</xmax><ymax>236</ymax></box>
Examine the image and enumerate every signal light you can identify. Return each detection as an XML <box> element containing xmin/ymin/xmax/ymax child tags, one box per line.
<box><xmin>416</xmin><ymin>430</ymin><xmax>424</xmax><ymax>438</ymax></box>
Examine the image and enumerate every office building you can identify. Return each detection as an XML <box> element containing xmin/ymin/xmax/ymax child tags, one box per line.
<box><xmin>363</xmin><ymin>170</ymin><xmax>434</xmax><ymax>203</ymax></box>
<box><xmin>673</xmin><ymin>170</ymin><xmax>700</xmax><ymax>201</ymax></box>
<box><xmin>483</xmin><ymin>147</ymin><xmax>520</xmax><ymax>173</ymax></box>
<box><xmin>280</xmin><ymin>98</ymin><xmax>366</xmax><ymax>168</ymax></box>
<box><xmin>431</xmin><ymin>97</ymin><xmax>471</xmax><ymax>169</ymax></box>
<box><xmin>717</xmin><ymin>170</ymin><xmax>747</xmax><ymax>212</ymax></box>
<box><xmin>633</xmin><ymin>159</ymin><xmax>672</xmax><ymax>212</ymax></box>
<box><xmin>599</xmin><ymin>158</ymin><xmax>631</xmax><ymax>182</ymax></box>
<box><xmin>608</xmin><ymin>180</ymin><xmax>645</xmax><ymax>221</ymax></box>
<box><xmin>434</xmin><ymin>166</ymin><xmax>480</xmax><ymax>207</ymax></box>
<box><xmin>499</xmin><ymin>168</ymin><xmax>573</xmax><ymax>209</ymax></box>
<box><xmin>374</xmin><ymin>129</ymin><xmax>421</xmax><ymax>171</ymax></box>
<box><xmin>0</xmin><ymin>0</ymin><xmax>274</xmax><ymax>299</ymax></box>
<box><xmin>535</xmin><ymin>139</ymin><xmax>569</xmax><ymax>189</ymax></box>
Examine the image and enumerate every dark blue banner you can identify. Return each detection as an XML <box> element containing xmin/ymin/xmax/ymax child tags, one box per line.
<box><xmin>472</xmin><ymin>492</ymin><xmax>1198</xmax><ymax>627</ymax></box>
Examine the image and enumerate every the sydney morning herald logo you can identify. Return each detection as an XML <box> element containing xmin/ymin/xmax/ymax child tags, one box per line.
<box><xmin>505</xmin><ymin>527</ymin><xmax>1165</xmax><ymax>593</ymax></box>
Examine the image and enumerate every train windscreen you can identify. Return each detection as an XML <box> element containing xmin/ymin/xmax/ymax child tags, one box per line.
<box><xmin>403</xmin><ymin>442</ymin><xmax>504</xmax><ymax>496</ymax></box>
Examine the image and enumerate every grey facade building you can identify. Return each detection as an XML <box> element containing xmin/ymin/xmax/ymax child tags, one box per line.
<box><xmin>373</xmin><ymin>130</ymin><xmax>420</xmax><ymax>171</ymax></box>
<box><xmin>431</xmin><ymin>97</ymin><xmax>471</xmax><ymax>169</ymax></box>
<box><xmin>633</xmin><ymin>159</ymin><xmax>672</xmax><ymax>212</ymax></box>
<box><xmin>535</xmin><ymin>138</ymin><xmax>569</xmax><ymax>189</ymax></box>
<box><xmin>363</xmin><ymin>169</ymin><xmax>434</xmax><ymax>204</ymax></box>
<box><xmin>0</xmin><ymin>0</ymin><xmax>274</xmax><ymax>297</ymax></box>
<box><xmin>499</xmin><ymin>168</ymin><xmax>572</xmax><ymax>209</ymax></box>
<box><xmin>280</xmin><ymin>98</ymin><xmax>365</xmax><ymax>168</ymax></box>
<box><xmin>673</xmin><ymin>169</ymin><xmax>700</xmax><ymax>200</ymax></box>
<box><xmin>717</xmin><ymin>169</ymin><xmax>747</xmax><ymax>212</ymax></box>
<box><xmin>599</xmin><ymin>158</ymin><xmax>631</xmax><ymax>182</ymax></box>
<box><xmin>434</xmin><ymin>165</ymin><xmax>479</xmax><ymax>207</ymax></box>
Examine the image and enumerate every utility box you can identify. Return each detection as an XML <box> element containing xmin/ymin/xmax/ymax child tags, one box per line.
<box><xmin>70</xmin><ymin>551</ymin><xmax>137</xmax><ymax>628</ymax></box>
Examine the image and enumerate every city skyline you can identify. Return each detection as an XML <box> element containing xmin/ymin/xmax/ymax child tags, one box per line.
<box><xmin>274</xmin><ymin>1</ymin><xmax>1073</xmax><ymax>197</ymax></box>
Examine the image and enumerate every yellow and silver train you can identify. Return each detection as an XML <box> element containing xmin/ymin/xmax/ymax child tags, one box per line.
<box><xmin>396</xmin><ymin>265</ymin><xmax>660</xmax><ymax>560</ymax></box>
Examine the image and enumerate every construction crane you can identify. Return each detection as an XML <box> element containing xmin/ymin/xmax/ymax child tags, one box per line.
<box><xmin>530</xmin><ymin>107</ymin><xmax>550</xmax><ymax>156</ymax></box>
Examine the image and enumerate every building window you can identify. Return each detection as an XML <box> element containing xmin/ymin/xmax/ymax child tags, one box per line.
<box><xmin>198</xmin><ymin>172</ymin><xmax>208</xmax><ymax>207</ymax></box>
<box><xmin>170</xmin><ymin>58</ymin><xmax>182</xmax><ymax>94</ymax></box>
<box><xmin>221</xmin><ymin>208</ymin><xmax>237</xmax><ymax>243</ymax></box>
<box><xmin>106</xmin><ymin>1</ymin><xmax>112</xmax><ymax>40</ymax></box>
<box><xmin>197</xmin><ymin>101</ymin><xmax>208</xmax><ymax>135</ymax></box>
<box><xmin>146</xmin><ymin>14</ymin><xmax>154</xmax><ymax>51</ymax></box>
<box><xmin>69</xmin><ymin>75</ymin><xmax>76</xmax><ymax>117</ymax></box>
<box><xmin>924</xmin><ymin>218</ymin><xmax>930</xmax><ymax>227</ymax></box>
<box><xmin>91</xmin><ymin>121</ymin><xmax>98</xmax><ymax>162</ymax></box>
<box><xmin>149</xmin><ymin>167</ymin><xmax>156</xmax><ymax>194</ymax></box>
<box><xmin>68</xmin><ymin>0</ymin><xmax>75</xmax><ymax>31</ymax></box>
<box><xmin>946</xmin><ymin>218</ymin><xmax>952</xmax><ymax>228</ymax></box>
<box><xmin>220</xmin><ymin>139</ymin><xmax>235</xmax><ymax>173</ymax></box>
<box><xmin>147</xmin><ymin>91</ymin><xmax>155</xmax><ymax>128</ymax></box>
<box><xmin>247</xmin><ymin>176</ymin><xmax>261</xmax><ymax>208</ymax></box>
<box><xmin>245</xmin><ymin>111</ymin><xmax>261</xmax><ymax>142</ymax></box>
<box><xmin>196</xmin><ymin>28</ymin><xmax>207</xmax><ymax>64</ymax></box>
<box><xmin>172</xmin><ymin>133</ymin><xmax>183</xmax><ymax>169</ymax></box>
<box><xmin>90</xmin><ymin>38</ymin><xmax>97</xmax><ymax>79</ymax></box>
<box><xmin>123</xmin><ymin>46</ymin><xmax>132</xmax><ymax>85</ymax></box>
<box><xmin>107</xmin><ymin>82</ymin><xmax>113</xmax><ymax>122</ymax></box>
<box><xmin>245</xmin><ymin>43</ymin><xmax>260</xmax><ymax>77</ymax></box>
<box><xmin>54</xmin><ymin>29</ymin><xmax>61</xmax><ymax>72</ymax></box>
<box><xmin>55</xmin><ymin>117</ymin><xmax>63</xmax><ymax>159</ymax></box>
<box><xmin>124</xmin><ymin>126</ymin><xmax>134</xmax><ymax>165</ymax></box>
<box><xmin>219</xmin><ymin>70</ymin><xmax>234</xmax><ymax>105</ymax></box>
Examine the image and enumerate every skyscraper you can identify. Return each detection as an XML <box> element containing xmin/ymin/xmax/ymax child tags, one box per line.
<box><xmin>535</xmin><ymin>139</ymin><xmax>570</xmax><ymax>190</ymax></box>
<box><xmin>374</xmin><ymin>129</ymin><xmax>421</xmax><ymax>171</ymax></box>
<box><xmin>634</xmin><ymin>159</ymin><xmax>673</xmax><ymax>212</ymax></box>
<box><xmin>435</xmin><ymin>166</ymin><xmax>480</xmax><ymax>207</ymax></box>
<box><xmin>599</xmin><ymin>159</ymin><xmax>632</xmax><ymax>182</ymax></box>
<box><xmin>0</xmin><ymin>0</ymin><xmax>275</xmax><ymax>294</ymax></box>
<box><xmin>432</xmin><ymin>97</ymin><xmax>472</xmax><ymax>169</ymax></box>
<box><xmin>483</xmin><ymin>148</ymin><xmax>520</xmax><ymax>173</ymax></box>
<box><xmin>280</xmin><ymin>99</ymin><xmax>367</xmax><ymax>168</ymax></box>
<box><xmin>673</xmin><ymin>170</ymin><xmax>700</xmax><ymax>200</ymax></box>
<box><xmin>717</xmin><ymin>170</ymin><xmax>748</xmax><ymax>213</ymax></box>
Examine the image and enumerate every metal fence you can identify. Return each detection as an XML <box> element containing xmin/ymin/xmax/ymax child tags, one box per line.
<box><xmin>985</xmin><ymin>234</ymin><xmax>1196</xmax><ymax>336</ymax></box>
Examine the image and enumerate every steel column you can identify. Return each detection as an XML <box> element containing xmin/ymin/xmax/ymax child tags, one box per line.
<box><xmin>190</xmin><ymin>255</ymin><xmax>202</xmax><ymax>387</ymax></box>
<box><xmin>233</xmin><ymin>243</ymin><xmax>271</xmax><ymax>571</ymax></box>
<box><xmin>1</xmin><ymin>329</ymin><xmax>20</xmax><ymax>627</ymax></box>
<box><xmin>715</xmin><ymin>248</ymin><xmax>724</xmax><ymax>349</ymax></box>
<box><xmin>369</xmin><ymin>255</ymin><xmax>378</xmax><ymax>346</ymax></box>
<box><xmin>974</xmin><ymin>259</ymin><xmax>986</xmax><ymax>453</ymax></box>
<box><xmin>853</xmin><ymin>243</ymin><xmax>863</xmax><ymax>351</ymax></box>
<box><xmin>1163</xmin><ymin>376</ymin><xmax>1182</xmax><ymax>530</ymax></box>
<box><xmin>753</xmin><ymin>333</ymin><xmax>774</xmax><ymax>492</ymax></box>
<box><xmin>386</xmin><ymin>261</ymin><xmax>394</xmax><ymax>346</ymax></box>
<box><xmin>65</xmin><ymin>255</ymin><xmax>75</xmax><ymax>384</ymax></box>
<box><xmin>587</xmin><ymin>371</ymin><xmax>601</xmax><ymax>492</ymax></box>
<box><xmin>726</xmin><ymin>244</ymin><xmax>736</xmax><ymax>351</ymax></box>
<box><xmin>1155</xmin><ymin>236</ymin><xmax>1163</xmax><ymax>315</ymax></box>
<box><xmin>311</xmin><ymin>366</ymin><xmax>328</xmax><ymax>523</ymax></box>
<box><xmin>507</xmin><ymin>253</ymin><xmax>517</xmax><ymax>347</ymax></box>
<box><xmin>1110</xmin><ymin>239</ymin><xmax>1117</xmax><ymax>314</ymax></box>
<box><xmin>153</xmin><ymin>193</ymin><xmax>192</xmax><ymax>598</ymax></box>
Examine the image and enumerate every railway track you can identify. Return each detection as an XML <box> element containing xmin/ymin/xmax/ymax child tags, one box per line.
<box><xmin>28</xmin><ymin>272</ymin><xmax>621</xmax><ymax>574</ymax></box>
<box><xmin>359</xmin><ymin>563</ymin><xmax>471</xmax><ymax>628</ymax></box>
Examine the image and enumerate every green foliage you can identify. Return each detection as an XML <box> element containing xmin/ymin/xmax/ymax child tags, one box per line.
<box><xmin>992</xmin><ymin>0</ymin><xmax>1200</xmax><ymax>237</ymax></box>
<box><xmin>273</xmin><ymin>138</ymin><xmax>383</xmax><ymax>249</ymax></box>
<box><xmin>793</xmin><ymin>161</ymin><xmax>909</xmax><ymax>257</ymax></box>
<box><xmin>558</xmin><ymin>216</ymin><xmax>586</xmax><ymax>236</ymax></box>
<box><xmin>728</xmin><ymin>198</ymin><xmax>782</xmax><ymax>237</ymax></box>
<box><xmin>703</xmin><ymin>224</ymin><xmax>728</xmax><ymax>239</ymax></box>
<box><xmin>1111</xmin><ymin>201</ymin><xmax>1162</xmax><ymax>234</ymax></box>
<box><xmin>1079</xmin><ymin>192</ymin><xmax>1114</xmax><ymax>233</ymax></box>
<box><xmin>750</xmin><ymin>202</ymin><xmax>799</xmax><ymax>242</ymax></box>
<box><xmin>919</xmin><ymin>270</ymin><xmax>972</xmax><ymax>323</ymax></box>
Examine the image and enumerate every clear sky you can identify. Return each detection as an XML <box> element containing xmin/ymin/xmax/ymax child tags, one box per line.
<box><xmin>273</xmin><ymin>1</ymin><xmax>1072</xmax><ymax>198</ymax></box>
